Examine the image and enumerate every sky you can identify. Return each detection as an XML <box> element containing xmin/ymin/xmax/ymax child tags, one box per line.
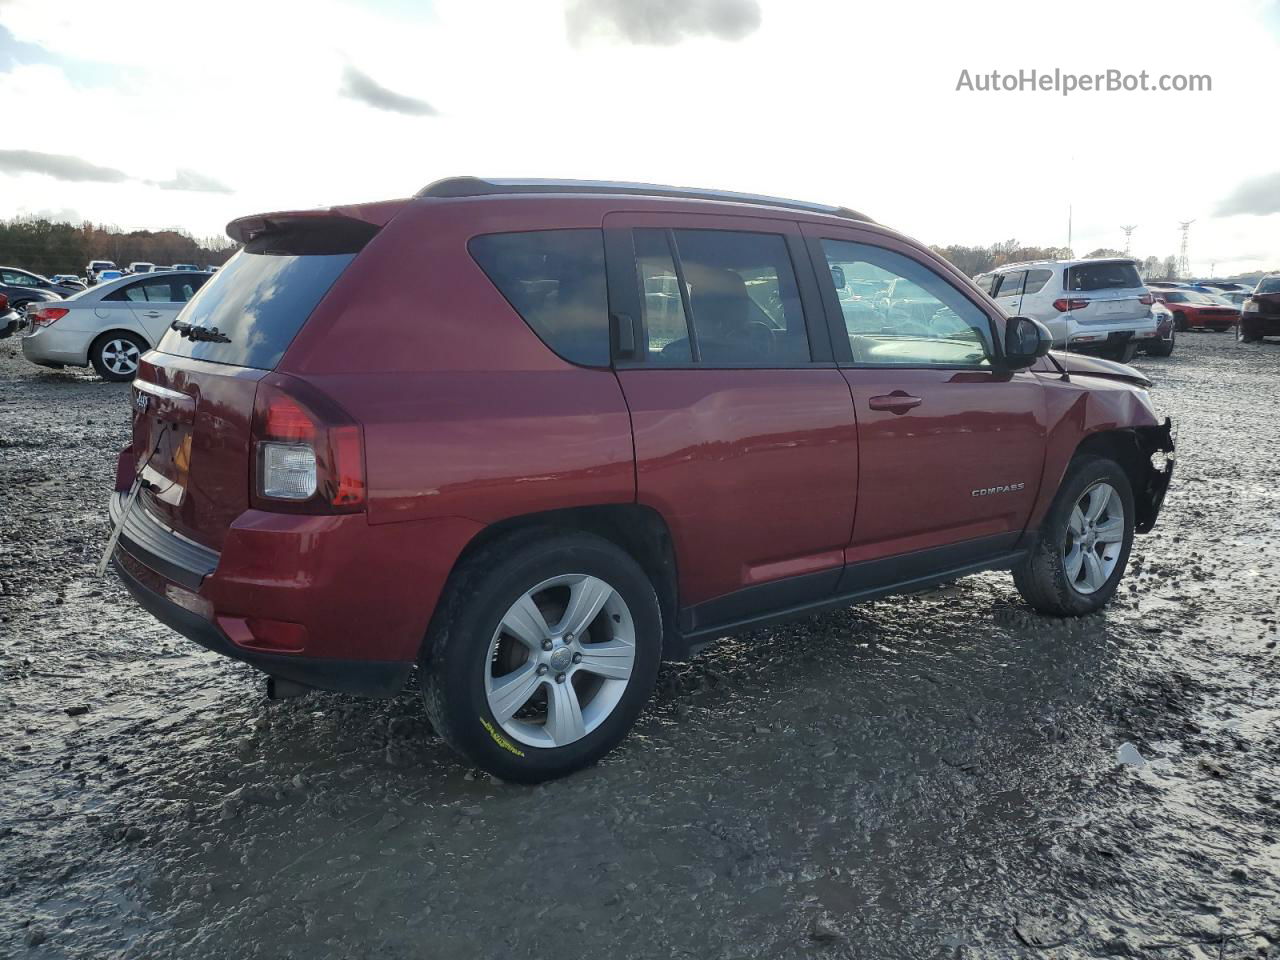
<box><xmin>1</xmin><ymin>0</ymin><xmax>1278</xmax><ymax>274</ymax></box>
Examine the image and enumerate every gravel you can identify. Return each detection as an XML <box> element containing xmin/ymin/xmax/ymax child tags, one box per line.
<box><xmin>2</xmin><ymin>332</ymin><xmax>1279</xmax><ymax>959</ymax></box>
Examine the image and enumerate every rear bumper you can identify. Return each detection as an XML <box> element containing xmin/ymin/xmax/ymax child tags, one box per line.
<box><xmin>1062</xmin><ymin>317</ymin><xmax>1159</xmax><ymax>352</ymax></box>
<box><xmin>112</xmin><ymin>550</ymin><xmax>412</xmax><ymax>696</ymax></box>
<box><xmin>108</xmin><ymin>488</ymin><xmax>483</xmax><ymax>695</ymax></box>
<box><xmin>22</xmin><ymin>325</ymin><xmax>88</xmax><ymax>366</ymax></box>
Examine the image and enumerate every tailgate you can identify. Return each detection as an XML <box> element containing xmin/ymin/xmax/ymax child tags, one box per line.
<box><xmin>1075</xmin><ymin>293</ymin><xmax>1149</xmax><ymax>324</ymax></box>
<box><xmin>131</xmin><ymin>355</ymin><xmax>266</xmax><ymax>552</ymax></box>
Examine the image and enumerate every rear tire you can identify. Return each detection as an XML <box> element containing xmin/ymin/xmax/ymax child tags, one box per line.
<box><xmin>422</xmin><ymin>529</ymin><xmax>662</xmax><ymax>783</ymax></box>
<box><xmin>1146</xmin><ymin>331</ymin><xmax>1175</xmax><ymax>357</ymax></box>
<box><xmin>1172</xmin><ymin>311</ymin><xmax>1187</xmax><ymax>332</ymax></box>
<box><xmin>1105</xmin><ymin>342</ymin><xmax>1138</xmax><ymax>364</ymax></box>
<box><xmin>1239</xmin><ymin>322</ymin><xmax>1261</xmax><ymax>343</ymax></box>
<box><xmin>89</xmin><ymin>331</ymin><xmax>146</xmax><ymax>381</ymax></box>
<box><xmin>1013</xmin><ymin>456</ymin><xmax>1135</xmax><ymax>616</ymax></box>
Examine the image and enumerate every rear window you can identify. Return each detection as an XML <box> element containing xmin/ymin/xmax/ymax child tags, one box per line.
<box><xmin>1065</xmin><ymin>261</ymin><xmax>1142</xmax><ymax>292</ymax></box>
<box><xmin>468</xmin><ymin>229</ymin><xmax>609</xmax><ymax>366</ymax></box>
<box><xmin>157</xmin><ymin>232</ymin><xmax>359</xmax><ymax>370</ymax></box>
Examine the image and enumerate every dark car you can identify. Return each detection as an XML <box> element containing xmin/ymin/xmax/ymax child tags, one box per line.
<box><xmin>0</xmin><ymin>266</ymin><xmax>78</xmax><ymax>306</ymax></box>
<box><xmin>1240</xmin><ymin>275</ymin><xmax>1280</xmax><ymax>342</ymax></box>
<box><xmin>1150</xmin><ymin>289</ymin><xmax>1239</xmax><ymax>331</ymax></box>
<box><xmin>106</xmin><ymin>177</ymin><xmax>1175</xmax><ymax>782</ymax></box>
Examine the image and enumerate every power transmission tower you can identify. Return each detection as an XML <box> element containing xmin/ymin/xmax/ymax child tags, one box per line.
<box><xmin>1121</xmin><ymin>224</ymin><xmax>1137</xmax><ymax>257</ymax></box>
<box><xmin>1177</xmin><ymin>220</ymin><xmax>1194</xmax><ymax>278</ymax></box>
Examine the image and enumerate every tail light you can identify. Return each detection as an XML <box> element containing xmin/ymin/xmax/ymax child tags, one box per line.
<box><xmin>29</xmin><ymin>306</ymin><xmax>70</xmax><ymax>327</ymax></box>
<box><xmin>1242</xmin><ymin>299</ymin><xmax>1260</xmax><ymax>313</ymax></box>
<box><xmin>0</xmin><ymin>293</ymin><xmax>8</xmax><ymax>312</ymax></box>
<box><xmin>1052</xmin><ymin>298</ymin><xmax>1090</xmax><ymax>312</ymax></box>
<box><xmin>1139</xmin><ymin>294</ymin><xmax>1154</xmax><ymax>306</ymax></box>
<box><xmin>250</xmin><ymin>378</ymin><xmax>366</xmax><ymax>514</ymax></box>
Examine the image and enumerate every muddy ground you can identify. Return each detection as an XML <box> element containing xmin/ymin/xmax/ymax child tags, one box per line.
<box><xmin>1</xmin><ymin>331</ymin><xmax>1278</xmax><ymax>960</ymax></box>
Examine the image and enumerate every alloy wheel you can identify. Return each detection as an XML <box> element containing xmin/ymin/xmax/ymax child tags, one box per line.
<box><xmin>485</xmin><ymin>574</ymin><xmax>636</xmax><ymax>749</ymax></box>
<box><xmin>1063</xmin><ymin>481</ymin><xmax>1125</xmax><ymax>594</ymax></box>
<box><xmin>101</xmin><ymin>338</ymin><xmax>141</xmax><ymax>376</ymax></box>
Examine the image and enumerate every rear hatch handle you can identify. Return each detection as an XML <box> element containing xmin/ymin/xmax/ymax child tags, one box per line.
<box><xmin>133</xmin><ymin>379</ymin><xmax>196</xmax><ymax>425</ymax></box>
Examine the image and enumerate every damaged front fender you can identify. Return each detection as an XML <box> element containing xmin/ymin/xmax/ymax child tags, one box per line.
<box><xmin>1133</xmin><ymin>417</ymin><xmax>1175</xmax><ymax>534</ymax></box>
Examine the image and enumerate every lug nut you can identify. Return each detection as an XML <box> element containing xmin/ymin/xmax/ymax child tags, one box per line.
<box><xmin>541</xmin><ymin>639</ymin><xmax>553</xmax><ymax>651</ymax></box>
<box><xmin>572</xmin><ymin>652</ymin><xmax>582</xmax><ymax>664</ymax></box>
<box><xmin>555</xmin><ymin>673</ymin><xmax>566</xmax><ymax>684</ymax></box>
<box><xmin>565</xmin><ymin>632</ymin><xmax>574</xmax><ymax>642</ymax></box>
<box><xmin>537</xmin><ymin>665</ymin><xmax>548</xmax><ymax>676</ymax></box>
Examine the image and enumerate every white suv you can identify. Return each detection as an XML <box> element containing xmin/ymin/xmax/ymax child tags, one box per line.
<box><xmin>975</xmin><ymin>258</ymin><xmax>1157</xmax><ymax>362</ymax></box>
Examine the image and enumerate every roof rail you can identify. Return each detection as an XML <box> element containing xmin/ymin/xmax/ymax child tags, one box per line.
<box><xmin>416</xmin><ymin>176</ymin><xmax>872</xmax><ymax>222</ymax></box>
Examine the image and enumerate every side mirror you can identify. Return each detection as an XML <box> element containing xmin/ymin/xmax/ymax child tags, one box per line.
<box><xmin>830</xmin><ymin>265</ymin><xmax>846</xmax><ymax>289</ymax></box>
<box><xmin>1003</xmin><ymin>315</ymin><xmax>1052</xmax><ymax>369</ymax></box>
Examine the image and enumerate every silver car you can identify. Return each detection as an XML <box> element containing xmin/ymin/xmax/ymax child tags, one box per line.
<box><xmin>21</xmin><ymin>270</ymin><xmax>211</xmax><ymax>381</ymax></box>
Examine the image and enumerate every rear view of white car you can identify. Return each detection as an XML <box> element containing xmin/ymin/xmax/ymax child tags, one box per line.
<box><xmin>976</xmin><ymin>258</ymin><xmax>1157</xmax><ymax>362</ymax></box>
<box><xmin>21</xmin><ymin>271</ymin><xmax>211</xmax><ymax>381</ymax></box>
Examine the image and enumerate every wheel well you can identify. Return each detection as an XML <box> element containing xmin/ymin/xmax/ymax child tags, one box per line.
<box><xmin>440</xmin><ymin>504</ymin><xmax>682</xmax><ymax>656</ymax></box>
<box><xmin>90</xmin><ymin>329</ymin><xmax>150</xmax><ymax>351</ymax></box>
<box><xmin>1073</xmin><ymin>426</ymin><xmax>1173</xmax><ymax>533</ymax></box>
<box><xmin>1082</xmin><ymin>423</ymin><xmax>1154</xmax><ymax>475</ymax></box>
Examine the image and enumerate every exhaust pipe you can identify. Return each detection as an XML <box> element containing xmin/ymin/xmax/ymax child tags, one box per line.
<box><xmin>266</xmin><ymin>676</ymin><xmax>312</xmax><ymax>700</ymax></box>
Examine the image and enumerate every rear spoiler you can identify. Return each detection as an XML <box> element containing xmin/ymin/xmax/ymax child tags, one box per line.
<box><xmin>225</xmin><ymin>199</ymin><xmax>408</xmax><ymax>244</ymax></box>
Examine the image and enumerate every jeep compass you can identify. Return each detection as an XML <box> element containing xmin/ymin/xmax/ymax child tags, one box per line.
<box><xmin>107</xmin><ymin>177</ymin><xmax>1175</xmax><ymax>782</ymax></box>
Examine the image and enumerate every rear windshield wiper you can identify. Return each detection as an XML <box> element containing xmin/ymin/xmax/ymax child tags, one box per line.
<box><xmin>171</xmin><ymin>320</ymin><xmax>230</xmax><ymax>343</ymax></box>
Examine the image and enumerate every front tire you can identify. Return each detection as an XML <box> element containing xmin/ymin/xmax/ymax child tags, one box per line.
<box><xmin>422</xmin><ymin>530</ymin><xmax>662</xmax><ymax>783</ymax></box>
<box><xmin>1014</xmin><ymin>456</ymin><xmax>1135</xmax><ymax>616</ymax></box>
<box><xmin>90</xmin><ymin>331</ymin><xmax>145</xmax><ymax>381</ymax></box>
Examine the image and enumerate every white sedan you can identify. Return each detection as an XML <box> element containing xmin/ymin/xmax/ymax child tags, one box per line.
<box><xmin>21</xmin><ymin>270</ymin><xmax>210</xmax><ymax>381</ymax></box>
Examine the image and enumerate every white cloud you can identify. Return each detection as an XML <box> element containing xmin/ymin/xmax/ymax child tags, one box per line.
<box><xmin>565</xmin><ymin>0</ymin><xmax>761</xmax><ymax>45</ymax></box>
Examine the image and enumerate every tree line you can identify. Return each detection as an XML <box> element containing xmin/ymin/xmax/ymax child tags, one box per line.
<box><xmin>0</xmin><ymin>215</ymin><xmax>238</xmax><ymax>278</ymax></box>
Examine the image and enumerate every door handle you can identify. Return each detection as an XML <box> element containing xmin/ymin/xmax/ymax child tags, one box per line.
<box><xmin>142</xmin><ymin>310</ymin><xmax>162</xmax><ymax>318</ymax></box>
<box><xmin>868</xmin><ymin>392</ymin><xmax>923</xmax><ymax>413</ymax></box>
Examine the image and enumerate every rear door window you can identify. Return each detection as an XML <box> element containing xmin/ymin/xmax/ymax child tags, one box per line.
<box><xmin>634</xmin><ymin>229</ymin><xmax>693</xmax><ymax>362</ymax></box>
<box><xmin>1066</xmin><ymin>261</ymin><xmax>1142</xmax><ymax>291</ymax></box>
<box><xmin>628</xmin><ymin>228</ymin><xmax>810</xmax><ymax>365</ymax></box>
<box><xmin>1022</xmin><ymin>268</ymin><xmax>1053</xmax><ymax>295</ymax></box>
<box><xmin>994</xmin><ymin>272</ymin><xmax>1024</xmax><ymax>299</ymax></box>
<box><xmin>469</xmin><ymin>229</ymin><xmax>609</xmax><ymax>366</ymax></box>
<box><xmin>107</xmin><ymin>276</ymin><xmax>198</xmax><ymax>303</ymax></box>
<box><xmin>157</xmin><ymin>235</ymin><xmax>358</xmax><ymax>370</ymax></box>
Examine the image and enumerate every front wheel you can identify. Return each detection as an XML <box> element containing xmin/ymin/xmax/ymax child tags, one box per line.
<box><xmin>422</xmin><ymin>530</ymin><xmax>662</xmax><ymax>782</ymax></box>
<box><xmin>1013</xmin><ymin>456</ymin><xmax>1135</xmax><ymax>616</ymax></box>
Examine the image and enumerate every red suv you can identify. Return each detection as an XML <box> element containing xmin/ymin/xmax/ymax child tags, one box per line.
<box><xmin>108</xmin><ymin>178</ymin><xmax>1174</xmax><ymax>781</ymax></box>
